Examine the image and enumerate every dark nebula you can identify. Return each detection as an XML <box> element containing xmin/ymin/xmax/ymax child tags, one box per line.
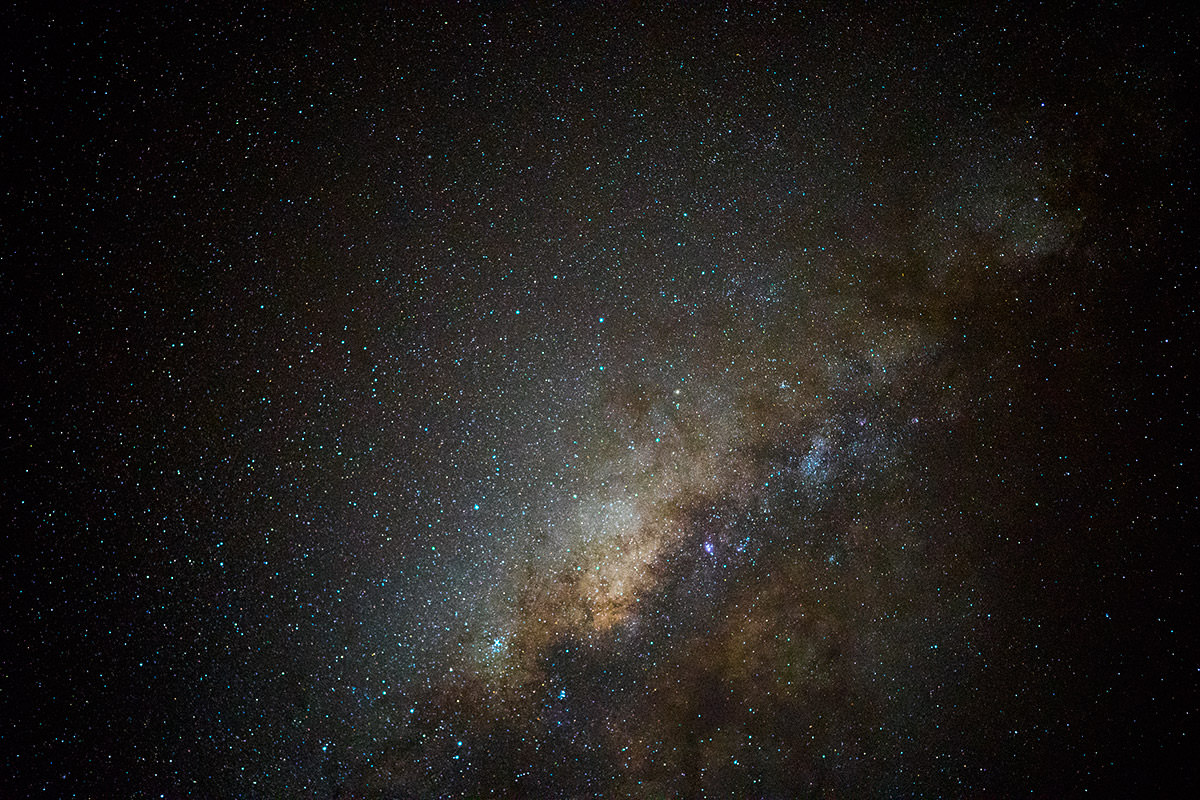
<box><xmin>4</xmin><ymin>4</ymin><xmax>1195</xmax><ymax>798</ymax></box>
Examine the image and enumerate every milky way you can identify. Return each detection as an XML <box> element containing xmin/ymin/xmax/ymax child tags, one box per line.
<box><xmin>6</xmin><ymin>4</ymin><xmax>1195</xmax><ymax>798</ymax></box>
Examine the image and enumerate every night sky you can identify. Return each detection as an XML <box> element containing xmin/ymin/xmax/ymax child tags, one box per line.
<box><xmin>4</xmin><ymin>4</ymin><xmax>1196</xmax><ymax>798</ymax></box>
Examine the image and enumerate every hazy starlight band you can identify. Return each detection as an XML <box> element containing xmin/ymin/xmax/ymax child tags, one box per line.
<box><xmin>8</xmin><ymin>4</ymin><xmax>1191</xmax><ymax>797</ymax></box>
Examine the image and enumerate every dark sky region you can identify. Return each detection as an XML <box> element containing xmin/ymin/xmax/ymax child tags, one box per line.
<box><xmin>3</xmin><ymin>3</ymin><xmax>1195</xmax><ymax>798</ymax></box>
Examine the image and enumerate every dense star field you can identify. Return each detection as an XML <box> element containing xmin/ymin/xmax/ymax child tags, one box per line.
<box><xmin>4</xmin><ymin>4</ymin><xmax>1195</xmax><ymax>798</ymax></box>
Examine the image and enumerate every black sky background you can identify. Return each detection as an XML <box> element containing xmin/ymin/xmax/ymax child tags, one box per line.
<box><xmin>3</xmin><ymin>3</ymin><xmax>1196</xmax><ymax>798</ymax></box>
